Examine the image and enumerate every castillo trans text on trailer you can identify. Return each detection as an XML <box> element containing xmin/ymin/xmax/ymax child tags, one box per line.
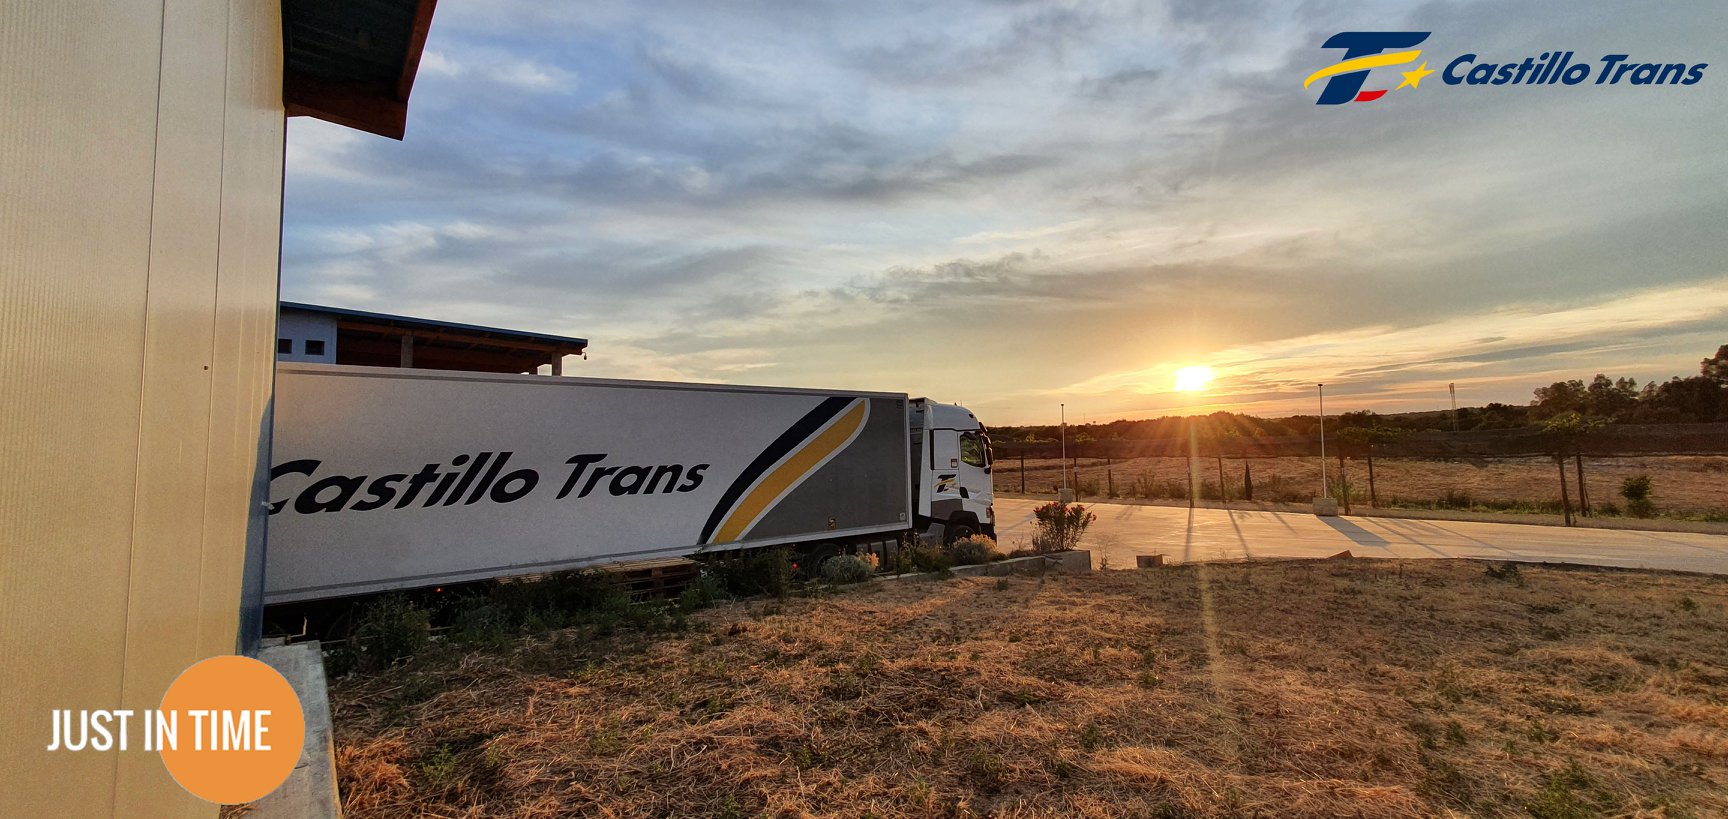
<box><xmin>264</xmin><ymin>364</ymin><xmax>996</xmax><ymax>602</ymax></box>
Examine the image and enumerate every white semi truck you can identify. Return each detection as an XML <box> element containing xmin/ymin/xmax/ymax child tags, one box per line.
<box><xmin>264</xmin><ymin>364</ymin><xmax>995</xmax><ymax>603</ymax></box>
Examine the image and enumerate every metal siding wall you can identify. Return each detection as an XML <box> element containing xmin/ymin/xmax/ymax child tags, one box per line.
<box><xmin>0</xmin><ymin>0</ymin><xmax>161</xmax><ymax>812</ymax></box>
<box><xmin>209</xmin><ymin>0</ymin><xmax>286</xmax><ymax>661</ymax></box>
<box><xmin>0</xmin><ymin>0</ymin><xmax>283</xmax><ymax>814</ymax></box>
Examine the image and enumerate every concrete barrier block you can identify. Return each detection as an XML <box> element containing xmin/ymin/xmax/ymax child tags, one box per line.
<box><xmin>252</xmin><ymin>641</ymin><xmax>342</xmax><ymax>819</ymax></box>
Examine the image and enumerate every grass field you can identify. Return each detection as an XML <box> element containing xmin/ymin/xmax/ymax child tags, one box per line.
<box><xmin>996</xmin><ymin>455</ymin><xmax>1728</xmax><ymax>520</ymax></box>
<box><xmin>329</xmin><ymin>560</ymin><xmax>1728</xmax><ymax>818</ymax></box>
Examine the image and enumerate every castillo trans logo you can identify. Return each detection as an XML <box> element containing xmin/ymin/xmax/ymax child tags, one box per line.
<box><xmin>1305</xmin><ymin>32</ymin><xmax>1709</xmax><ymax>104</ymax></box>
<box><xmin>1304</xmin><ymin>32</ymin><xmax>1434</xmax><ymax>104</ymax></box>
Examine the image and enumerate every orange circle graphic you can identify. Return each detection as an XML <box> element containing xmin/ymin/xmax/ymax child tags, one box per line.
<box><xmin>157</xmin><ymin>655</ymin><xmax>306</xmax><ymax>804</ymax></box>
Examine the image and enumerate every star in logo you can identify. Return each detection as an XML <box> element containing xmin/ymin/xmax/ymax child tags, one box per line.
<box><xmin>1395</xmin><ymin>61</ymin><xmax>1435</xmax><ymax>90</ymax></box>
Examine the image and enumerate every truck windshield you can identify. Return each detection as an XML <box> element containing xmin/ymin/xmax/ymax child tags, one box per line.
<box><xmin>959</xmin><ymin>430</ymin><xmax>988</xmax><ymax>468</ymax></box>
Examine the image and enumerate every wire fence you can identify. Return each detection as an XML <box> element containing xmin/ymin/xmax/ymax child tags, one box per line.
<box><xmin>993</xmin><ymin>452</ymin><xmax>1728</xmax><ymax>522</ymax></box>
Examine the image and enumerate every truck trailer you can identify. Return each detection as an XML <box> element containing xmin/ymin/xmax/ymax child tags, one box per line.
<box><xmin>264</xmin><ymin>364</ymin><xmax>996</xmax><ymax>603</ymax></box>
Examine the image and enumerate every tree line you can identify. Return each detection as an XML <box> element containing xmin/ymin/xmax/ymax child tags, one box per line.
<box><xmin>1000</xmin><ymin>343</ymin><xmax>1728</xmax><ymax>443</ymax></box>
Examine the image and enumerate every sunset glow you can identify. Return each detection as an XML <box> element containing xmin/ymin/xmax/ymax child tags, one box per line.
<box><xmin>1173</xmin><ymin>366</ymin><xmax>1214</xmax><ymax>393</ymax></box>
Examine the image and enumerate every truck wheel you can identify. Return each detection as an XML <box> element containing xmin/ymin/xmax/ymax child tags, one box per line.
<box><xmin>943</xmin><ymin>519</ymin><xmax>978</xmax><ymax>545</ymax></box>
<box><xmin>800</xmin><ymin>542</ymin><xmax>841</xmax><ymax>579</ymax></box>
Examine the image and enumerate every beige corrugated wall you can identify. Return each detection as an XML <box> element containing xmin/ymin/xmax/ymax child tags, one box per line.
<box><xmin>0</xmin><ymin>0</ymin><xmax>284</xmax><ymax>814</ymax></box>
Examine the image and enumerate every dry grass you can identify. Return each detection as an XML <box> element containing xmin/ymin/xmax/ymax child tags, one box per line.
<box><xmin>999</xmin><ymin>455</ymin><xmax>1728</xmax><ymax>519</ymax></box>
<box><xmin>330</xmin><ymin>561</ymin><xmax>1728</xmax><ymax>818</ymax></box>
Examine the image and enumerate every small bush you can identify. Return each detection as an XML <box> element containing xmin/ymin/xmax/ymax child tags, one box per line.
<box><xmin>820</xmin><ymin>554</ymin><xmax>874</xmax><ymax>584</ymax></box>
<box><xmin>676</xmin><ymin>574</ymin><xmax>723</xmax><ymax>611</ymax></box>
<box><xmin>1031</xmin><ymin>502</ymin><xmax>1095</xmax><ymax>553</ymax></box>
<box><xmin>1483</xmin><ymin>562</ymin><xmax>1525</xmax><ymax>586</ymax></box>
<box><xmin>491</xmin><ymin>569</ymin><xmax>625</xmax><ymax>619</ymax></box>
<box><xmin>417</xmin><ymin>745</ymin><xmax>460</xmax><ymax>790</ymax></box>
<box><xmin>947</xmin><ymin>534</ymin><xmax>1003</xmax><ymax>566</ymax></box>
<box><xmin>1078</xmin><ymin>721</ymin><xmax>1104</xmax><ymax>751</ymax></box>
<box><xmin>1438</xmin><ymin>490</ymin><xmax>1474</xmax><ymax>510</ymax></box>
<box><xmin>1620</xmin><ymin>475</ymin><xmax>1655</xmax><ymax>518</ymax></box>
<box><xmin>344</xmin><ymin>595</ymin><xmax>431</xmax><ymax>672</ymax></box>
<box><xmin>1526</xmin><ymin>759</ymin><xmax>1613</xmax><ymax>819</ymax></box>
<box><xmin>897</xmin><ymin>543</ymin><xmax>953</xmax><ymax>574</ymax></box>
<box><xmin>450</xmin><ymin>601</ymin><xmax>513</xmax><ymax>647</ymax></box>
<box><xmin>704</xmin><ymin>547</ymin><xmax>793</xmax><ymax>599</ymax></box>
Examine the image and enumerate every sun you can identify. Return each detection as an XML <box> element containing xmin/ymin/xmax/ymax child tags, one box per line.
<box><xmin>1173</xmin><ymin>365</ymin><xmax>1213</xmax><ymax>393</ymax></box>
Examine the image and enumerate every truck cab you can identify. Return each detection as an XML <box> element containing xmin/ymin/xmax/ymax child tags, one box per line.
<box><xmin>910</xmin><ymin>399</ymin><xmax>996</xmax><ymax>544</ymax></box>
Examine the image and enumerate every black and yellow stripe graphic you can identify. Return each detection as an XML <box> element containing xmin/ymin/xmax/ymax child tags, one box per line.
<box><xmin>699</xmin><ymin>397</ymin><xmax>870</xmax><ymax>545</ymax></box>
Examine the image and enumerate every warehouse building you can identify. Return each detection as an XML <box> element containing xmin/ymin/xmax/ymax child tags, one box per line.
<box><xmin>278</xmin><ymin>302</ymin><xmax>589</xmax><ymax>373</ymax></box>
<box><xmin>1</xmin><ymin>1</ymin><xmax>440</xmax><ymax>814</ymax></box>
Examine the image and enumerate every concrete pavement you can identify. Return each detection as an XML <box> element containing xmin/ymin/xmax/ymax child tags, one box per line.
<box><xmin>993</xmin><ymin>498</ymin><xmax>1728</xmax><ymax>575</ymax></box>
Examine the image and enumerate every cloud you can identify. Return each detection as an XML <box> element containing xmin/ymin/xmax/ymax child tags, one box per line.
<box><xmin>281</xmin><ymin>0</ymin><xmax>1728</xmax><ymax>426</ymax></box>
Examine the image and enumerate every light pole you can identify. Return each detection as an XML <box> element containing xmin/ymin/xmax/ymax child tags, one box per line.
<box><xmin>1317</xmin><ymin>383</ymin><xmax>1328</xmax><ymax>498</ymax></box>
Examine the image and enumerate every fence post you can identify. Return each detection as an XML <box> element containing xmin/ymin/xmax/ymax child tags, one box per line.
<box><xmin>1019</xmin><ymin>454</ymin><xmax>1025</xmax><ymax>493</ymax></box>
<box><xmin>1575</xmin><ymin>453</ymin><xmax>1590</xmax><ymax>517</ymax></box>
<box><xmin>1107</xmin><ymin>469</ymin><xmax>1114</xmax><ymax>498</ymax></box>
<box><xmin>1338</xmin><ymin>452</ymin><xmax>1351</xmax><ymax>514</ymax></box>
<box><xmin>1366</xmin><ymin>451</ymin><xmax>1377</xmax><ymax>508</ymax></box>
<box><xmin>1556</xmin><ymin>454</ymin><xmax>1574</xmax><ymax>526</ymax></box>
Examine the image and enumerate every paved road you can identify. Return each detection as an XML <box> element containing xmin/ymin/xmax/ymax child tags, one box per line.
<box><xmin>994</xmin><ymin>498</ymin><xmax>1728</xmax><ymax>575</ymax></box>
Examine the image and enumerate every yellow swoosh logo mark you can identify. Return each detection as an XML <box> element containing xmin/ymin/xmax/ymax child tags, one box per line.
<box><xmin>709</xmin><ymin>400</ymin><xmax>868</xmax><ymax>544</ymax></box>
<box><xmin>1303</xmin><ymin>50</ymin><xmax>1422</xmax><ymax>88</ymax></box>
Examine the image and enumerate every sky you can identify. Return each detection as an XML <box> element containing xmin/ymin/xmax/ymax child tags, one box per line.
<box><xmin>282</xmin><ymin>0</ymin><xmax>1727</xmax><ymax>426</ymax></box>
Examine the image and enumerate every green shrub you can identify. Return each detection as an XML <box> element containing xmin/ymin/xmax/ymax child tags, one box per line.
<box><xmin>676</xmin><ymin>574</ymin><xmax>723</xmax><ymax>611</ymax></box>
<box><xmin>490</xmin><ymin>569</ymin><xmax>625</xmax><ymax>619</ymax></box>
<box><xmin>897</xmin><ymin>543</ymin><xmax>953</xmax><ymax>574</ymax></box>
<box><xmin>1483</xmin><ymin>562</ymin><xmax>1525</xmax><ymax>586</ymax></box>
<box><xmin>345</xmin><ymin>595</ymin><xmax>431</xmax><ymax>672</ymax></box>
<box><xmin>703</xmin><ymin>547</ymin><xmax>793</xmax><ymax>599</ymax></box>
<box><xmin>820</xmin><ymin>554</ymin><xmax>874</xmax><ymax>584</ymax></box>
<box><xmin>1620</xmin><ymin>475</ymin><xmax>1655</xmax><ymax>518</ymax></box>
<box><xmin>449</xmin><ymin>600</ymin><xmax>513</xmax><ymax>647</ymax></box>
<box><xmin>1525</xmin><ymin>759</ymin><xmax>1612</xmax><ymax>818</ymax></box>
<box><xmin>1438</xmin><ymin>490</ymin><xmax>1474</xmax><ymax>510</ymax></box>
<box><xmin>417</xmin><ymin>745</ymin><xmax>460</xmax><ymax>790</ymax></box>
<box><xmin>947</xmin><ymin>534</ymin><xmax>1003</xmax><ymax>566</ymax></box>
<box><xmin>1031</xmin><ymin>502</ymin><xmax>1095</xmax><ymax>553</ymax></box>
